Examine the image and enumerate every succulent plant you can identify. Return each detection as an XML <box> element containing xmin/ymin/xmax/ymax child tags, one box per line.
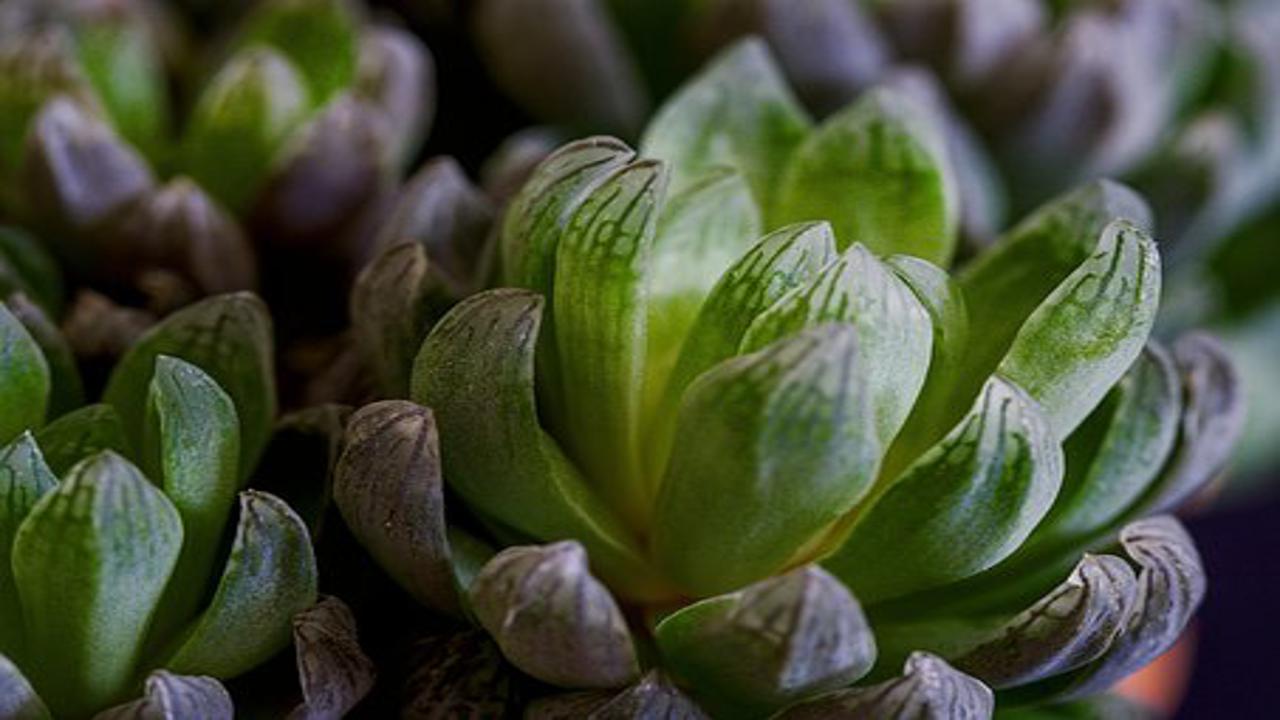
<box><xmin>0</xmin><ymin>290</ymin><xmax>372</xmax><ymax>718</ymax></box>
<box><xmin>335</xmin><ymin>42</ymin><xmax>1243</xmax><ymax>717</ymax></box>
<box><xmin>0</xmin><ymin>0</ymin><xmax>433</xmax><ymax>333</ymax></box>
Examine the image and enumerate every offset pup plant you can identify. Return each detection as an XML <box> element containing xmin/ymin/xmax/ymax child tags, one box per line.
<box><xmin>337</xmin><ymin>42</ymin><xmax>1243</xmax><ymax>717</ymax></box>
<box><xmin>0</xmin><ymin>291</ymin><xmax>368</xmax><ymax>718</ymax></box>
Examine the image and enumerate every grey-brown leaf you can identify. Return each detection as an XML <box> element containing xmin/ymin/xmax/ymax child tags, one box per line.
<box><xmin>777</xmin><ymin>652</ymin><xmax>993</xmax><ymax>720</ymax></box>
<box><xmin>289</xmin><ymin>596</ymin><xmax>377</xmax><ymax>720</ymax></box>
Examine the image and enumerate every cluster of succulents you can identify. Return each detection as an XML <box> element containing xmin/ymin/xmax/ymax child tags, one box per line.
<box><xmin>0</xmin><ymin>1</ymin><xmax>1259</xmax><ymax>718</ymax></box>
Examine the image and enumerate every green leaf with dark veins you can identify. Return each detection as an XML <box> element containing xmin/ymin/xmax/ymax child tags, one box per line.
<box><xmin>12</xmin><ymin>452</ymin><xmax>182</xmax><ymax>718</ymax></box>
<box><xmin>552</xmin><ymin>159</ymin><xmax>666</xmax><ymax>525</ymax></box>
<box><xmin>104</xmin><ymin>292</ymin><xmax>275</xmax><ymax>481</ymax></box>
<box><xmin>741</xmin><ymin>243</ymin><xmax>932</xmax><ymax>448</ymax></box>
<box><xmin>5</xmin><ymin>293</ymin><xmax>82</xmax><ymax>417</ymax></box>
<box><xmin>640</xmin><ymin>38</ymin><xmax>811</xmax><ymax>212</ymax></box>
<box><xmin>826</xmin><ymin>377</ymin><xmax>1063</xmax><ymax>605</ymax></box>
<box><xmin>772</xmin><ymin>85</ymin><xmax>958</xmax><ymax>264</ymax></box>
<box><xmin>0</xmin><ymin>433</ymin><xmax>56</xmax><ymax>658</ymax></box>
<box><xmin>162</xmin><ymin>491</ymin><xmax>317</xmax><ymax>679</ymax></box>
<box><xmin>412</xmin><ymin>289</ymin><xmax>666</xmax><ymax>602</ymax></box>
<box><xmin>998</xmin><ymin>220</ymin><xmax>1161</xmax><ymax>440</ymax></box>
<box><xmin>653</xmin><ymin>324</ymin><xmax>880</xmax><ymax>596</ymax></box>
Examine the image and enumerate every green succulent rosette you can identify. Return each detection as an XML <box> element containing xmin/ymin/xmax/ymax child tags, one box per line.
<box><xmin>0</xmin><ymin>0</ymin><xmax>433</xmax><ymax>329</ymax></box>
<box><xmin>337</xmin><ymin>42</ymin><xmax>1243</xmax><ymax>717</ymax></box>
<box><xmin>0</xmin><ymin>290</ymin><xmax>373</xmax><ymax>719</ymax></box>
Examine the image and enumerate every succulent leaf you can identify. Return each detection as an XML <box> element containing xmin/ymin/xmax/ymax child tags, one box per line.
<box><xmin>996</xmin><ymin>220</ymin><xmax>1161</xmax><ymax>440</ymax></box>
<box><xmin>0</xmin><ymin>301</ymin><xmax>49</xmax><ymax>442</ymax></box>
<box><xmin>162</xmin><ymin>491</ymin><xmax>317</xmax><ymax>679</ymax></box>
<box><xmin>1133</xmin><ymin>333</ymin><xmax>1244</xmax><ymax>515</ymax></box>
<box><xmin>235</xmin><ymin>0</ymin><xmax>360</xmax><ymax>107</ymax></box>
<box><xmin>954</xmin><ymin>554</ymin><xmax>1138</xmax><ymax>688</ymax></box>
<box><xmin>71</xmin><ymin>13</ymin><xmax>170</xmax><ymax>164</ymax></box>
<box><xmin>12</xmin><ymin>452</ymin><xmax>182</xmax><ymax>718</ymax></box>
<box><xmin>0</xmin><ymin>653</ymin><xmax>49</xmax><ymax>720</ymax></box>
<box><xmin>655</xmin><ymin>566</ymin><xmax>875</xmax><ymax>715</ymax></box>
<box><xmin>0</xmin><ymin>226</ymin><xmax>64</xmax><ymax>318</ymax></box>
<box><xmin>826</xmin><ymin>377</ymin><xmax>1063</xmax><ymax>604</ymax></box>
<box><xmin>288</xmin><ymin>596</ymin><xmax>376</xmax><ymax>720</ymax></box>
<box><xmin>777</xmin><ymin>652</ymin><xmax>994</xmax><ymax>720</ymax></box>
<box><xmin>32</xmin><ymin>404</ymin><xmax>131</xmax><ymax>476</ymax></box>
<box><xmin>5</xmin><ymin>292</ymin><xmax>83</xmax><ymax>417</ymax></box>
<box><xmin>1058</xmin><ymin>516</ymin><xmax>1206</xmax><ymax>699</ymax></box>
<box><xmin>654</xmin><ymin>324</ymin><xmax>879</xmax><ymax>595</ymax></box>
<box><xmin>355</xmin><ymin>25</ymin><xmax>434</xmax><ymax>167</ymax></box>
<box><xmin>741</xmin><ymin>243</ymin><xmax>933</xmax><ymax>448</ymax></box>
<box><xmin>551</xmin><ymin>158</ymin><xmax>666</xmax><ymax>521</ymax></box>
<box><xmin>411</xmin><ymin>289</ymin><xmax>663</xmax><ymax>600</ymax></box>
<box><xmin>955</xmin><ymin>181</ymin><xmax>1152</xmax><ymax>406</ymax></box>
<box><xmin>143</xmin><ymin>357</ymin><xmax>241</xmax><ymax>638</ymax></box>
<box><xmin>104</xmin><ymin>292</ymin><xmax>276</xmax><ymax>480</ymax></box>
<box><xmin>93</xmin><ymin>670</ymin><xmax>233</xmax><ymax>720</ymax></box>
<box><xmin>527</xmin><ymin>671</ymin><xmax>709</xmax><ymax>720</ymax></box>
<box><xmin>180</xmin><ymin>47</ymin><xmax>309</xmax><ymax>214</ymax></box>
<box><xmin>470</xmin><ymin>541</ymin><xmax>640</xmax><ymax>688</ymax></box>
<box><xmin>773</xmin><ymin>85</ymin><xmax>959</xmax><ymax>264</ymax></box>
<box><xmin>0</xmin><ymin>432</ymin><xmax>56</xmax><ymax>657</ymax></box>
<box><xmin>350</xmin><ymin>243</ymin><xmax>434</xmax><ymax>397</ymax></box>
<box><xmin>333</xmin><ymin>400</ymin><xmax>458</xmax><ymax>613</ymax></box>
<box><xmin>640</xmin><ymin>38</ymin><xmax>811</xmax><ymax>211</ymax></box>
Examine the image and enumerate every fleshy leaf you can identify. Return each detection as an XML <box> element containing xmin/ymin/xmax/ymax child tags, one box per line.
<box><xmin>1060</xmin><ymin>517</ymin><xmax>1206</xmax><ymax>699</ymax></box>
<box><xmin>20</xmin><ymin>96</ymin><xmax>153</xmax><ymax>245</ymax></box>
<box><xmin>655</xmin><ymin>566</ymin><xmax>875</xmax><ymax>715</ymax></box>
<box><xmin>0</xmin><ymin>653</ymin><xmax>49</xmax><ymax>720</ymax></box>
<box><xmin>551</xmin><ymin>158</ymin><xmax>665</xmax><ymax>523</ymax></box>
<box><xmin>104</xmin><ymin>292</ymin><xmax>275</xmax><ymax>480</ymax></box>
<box><xmin>653</xmin><ymin>324</ymin><xmax>879</xmax><ymax>596</ymax></box>
<box><xmin>776</xmin><ymin>652</ymin><xmax>993</xmax><ymax>720</ymax></box>
<box><xmin>640</xmin><ymin>38</ymin><xmax>811</xmax><ymax>211</ymax></box>
<box><xmin>470</xmin><ymin>541</ymin><xmax>639</xmax><ymax>688</ymax></box>
<box><xmin>373</xmin><ymin>156</ymin><xmax>495</xmax><ymax>298</ymax></box>
<box><xmin>880</xmin><ymin>254</ymin><xmax>971</xmax><ymax>477</ymax></box>
<box><xmin>1024</xmin><ymin>346</ymin><xmax>1180</xmax><ymax>556</ymax></box>
<box><xmin>93</xmin><ymin>671</ymin><xmax>233</xmax><ymax>720</ymax></box>
<box><xmin>643</xmin><ymin>167</ymin><xmax>760</xmax><ymax>436</ymax></box>
<box><xmin>500</xmin><ymin>136</ymin><xmax>635</xmax><ymax>294</ymax></box>
<box><xmin>355</xmin><ymin>25</ymin><xmax>435</xmax><ymax>167</ymax></box>
<box><xmin>527</xmin><ymin>671</ymin><xmax>709</xmax><ymax>720</ymax></box>
<box><xmin>0</xmin><ymin>29</ymin><xmax>98</xmax><ymax>182</ymax></box>
<box><xmin>180</xmin><ymin>47</ymin><xmax>309</xmax><ymax>214</ymax></box>
<box><xmin>334</xmin><ymin>401</ymin><xmax>458</xmax><ymax>614</ymax></box>
<box><xmin>473</xmin><ymin>0</ymin><xmax>647</xmax><ymax>135</ymax></box>
<box><xmin>32</xmin><ymin>404</ymin><xmax>131</xmax><ymax>476</ymax></box>
<box><xmin>1134</xmin><ymin>333</ymin><xmax>1243</xmax><ymax>515</ymax></box>
<box><xmin>0</xmin><ymin>301</ymin><xmax>49</xmax><ymax>443</ymax></box>
<box><xmin>826</xmin><ymin>377</ymin><xmax>1063</xmax><ymax>604</ymax></box>
<box><xmin>72</xmin><ymin>12</ymin><xmax>170</xmax><ymax>164</ymax></box>
<box><xmin>6</xmin><ymin>293</ymin><xmax>82</xmax><ymax>417</ymax></box>
<box><xmin>144</xmin><ymin>357</ymin><xmax>241</xmax><ymax>639</ymax></box>
<box><xmin>740</xmin><ymin>243</ymin><xmax>932</xmax><ymax>448</ymax></box>
<box><xmin>0</xmin><ymin>433</ymin><xmax>56</xmax><ymax>656</ymax></box>
<box><xmin>235</xmin><ymin>0</ymin><xmax>359</xmax><ymax>106</ymax></box>
<box><xmin>997</xmin><ymin>220</ymin><xmax>1161</xmax><ymax>440</ymax></box>
<box><xmin>13</xmin><ymin>452</ymin><xmax>182</xmax><ymax>718</ymax></box>
<box><xmin>955</xmin><ymin>181</ymin><xmax>1151</xmax><ymax>406</ymax></box>
<box><xmin>955</xmin><ymin>555</ymin><xmax>1138</xmax><ymax>688</ymax></box>
<box><xmin>349</xmin><ymin>243</ymin><xmax>434</xmax><ymax>397</ymax></box>
<box><xmin>773</xmin><ymin>85</ymin><xmax>958</xmax><ymax>264</ymax></box>
<box><xmin>288</xmin><ymin>596</ymin><xmax>376</xmax><ymax>720</ymax></box>
<box><xmin>411</xmin><ymin>289</ymin><xmax>664</xmax><ymax>600</ymax></box>
<box><xmin>163</xmin><ymin>491</ymin><xmax>317</xmax><ymax>679</ymax></box>
<box><xmin>401</xmin><ymin>631</ymin><xmax>514</xmax><ymax>718</ymax></box>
